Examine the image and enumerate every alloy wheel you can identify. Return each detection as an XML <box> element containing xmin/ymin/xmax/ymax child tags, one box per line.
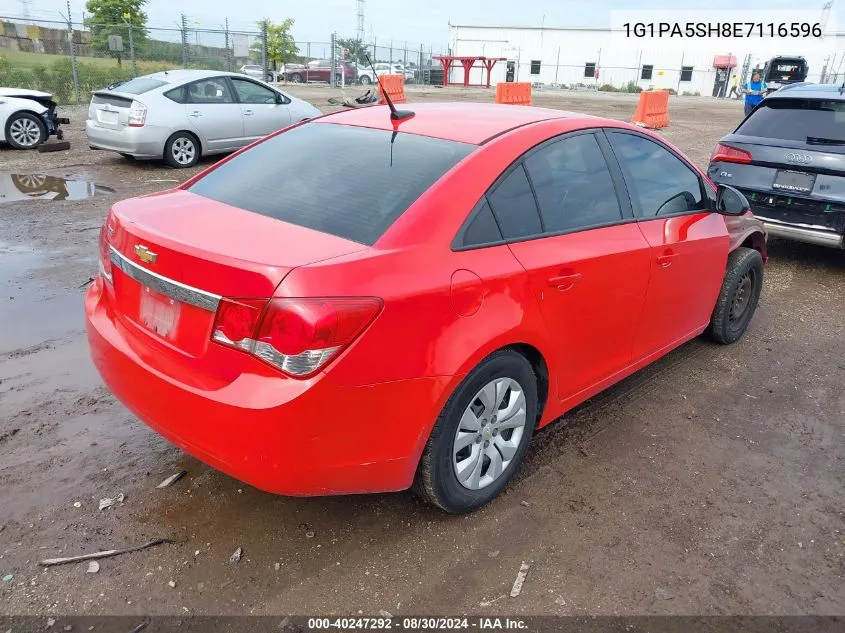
<box><xmin>10</xmin><ymin>117</ymin><xmax>42</xmax><ymax>147</ymax></box>
<box><xmin>171</xmin><ymin>137</ymin><xmax>196</xmax><ymax>166</ymax></box>
<box><xmin>453</xmin><ymin>377</ymin><xmax>527</xmax><ymax>490</ymax></box>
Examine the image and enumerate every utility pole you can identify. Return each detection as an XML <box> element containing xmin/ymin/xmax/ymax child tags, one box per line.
<box><xmin>180</xmin><ymin>14</ymin><xmax>188</xmax><ymax>68</ymax></box>
<box><xmin>330</xmin><ymin>31</ymin><xmax>336</xmax><ymax>87</ymax></box>
<box><xmin>261</xmin><ymin>20</ymin><xmax>268</xmax><ymax>82</ymax></box>
<box><xmin>63</xmin><ymin>0</ymin><xmax>80</xmax><ymax>104</ymax></box>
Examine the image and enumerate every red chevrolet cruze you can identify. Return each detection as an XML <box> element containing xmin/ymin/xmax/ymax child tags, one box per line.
<box><xmin>86</xmin><ymin>102</ymin><xmax>766</xmax><ymax>513</ymax></box>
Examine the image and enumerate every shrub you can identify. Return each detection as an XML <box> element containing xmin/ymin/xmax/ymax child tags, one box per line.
<box><xmin>623</xmin><ymin>80</ymin><xmax>642</xmax><ymax>93</ymax></box>
<box><xmin>598</xmin><ymin>83</ymin><xmax>618</xmax><ymax>92</ymax></box>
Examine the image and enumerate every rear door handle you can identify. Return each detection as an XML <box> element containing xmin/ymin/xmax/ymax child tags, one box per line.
<box><xmin>243</xmin><ymin>109</ymin><xmax>254</xmax><ymax>116</ymax></box>
<box><xmin>189</xmin><ymin>110</ymin><xmax>202</xmax><ymax>117</ymax></box>
<box><xmin>656</xmin><ymin>250</ymin><xmax>677</xmax><ymax>268</ymax></box>
<box><xmin>547</xmin><ymin>272</ymin><xmax>582</xmax><ymax>291</ymax></box>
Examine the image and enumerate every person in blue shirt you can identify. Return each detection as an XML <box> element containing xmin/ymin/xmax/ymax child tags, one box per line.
<box><xmin>743</xmin><ymin>71</ymin><xmax>767</xmax><ymax>116</ymax></box>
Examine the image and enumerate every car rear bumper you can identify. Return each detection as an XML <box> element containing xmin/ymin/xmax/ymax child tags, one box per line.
<box><xmin>759</xmin><ymin>218</ymin><xmax>844</xmax><ymax>249</ymax></box>
<box><xmin>85</xmin><ymin>120</ymin><xmax>167</xmax><ymax>159</ymax></box>
<box><xmin>84</xmin><ymin>277</ymin><xmax>450</xmax><ymax>495</ymax></box>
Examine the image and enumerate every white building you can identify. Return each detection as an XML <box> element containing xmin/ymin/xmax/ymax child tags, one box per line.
<box><xmin>448</xmin><ymin>23</ymin><xmax>845</xmax><ymax>96</ymax></box>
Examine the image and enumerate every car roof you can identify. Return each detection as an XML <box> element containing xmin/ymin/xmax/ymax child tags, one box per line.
<box><xmin>319</xmin><ymin>102</ymin><xmax>599</xmax><ymax>144</ymax></box>
<box><xmin>141</xmin><ymin>69</ymin><xmax>252</xmax><ymax>84</ymax></box>
<box><xmin>768</xmin><ymin>83</ymin><xmax>845</xmax><ymax>99</ymax></box>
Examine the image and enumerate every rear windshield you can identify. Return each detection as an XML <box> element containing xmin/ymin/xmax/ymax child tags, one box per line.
<box><xmin>109</xmin><ymin>77</ymin><xmax>168</xmax><ymax>95</ymax></box>
<box><xmin>766</xmin><ymin>61</ymin><xmax>806</xmax><ymax>82</ymax></box>
<box><xmin>736</xmin><ymin>99</ymin><xmax>845</xmax><ymax>143</ymax></box>
<box><xmin>188</xmin><ymin>123</ymin><xmax>474</xmax><ymax>245</ymax></box>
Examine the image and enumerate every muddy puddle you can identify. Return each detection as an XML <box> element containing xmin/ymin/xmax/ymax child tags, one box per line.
<box><xmin>0</xmin><ymin>242</ymin><xmax>85</xmax><ymax>354</ymax></box>
<box><xmin>0</xmin><ymin>172</ymin><xmax>114</xmax><ymax>205</ymax></box>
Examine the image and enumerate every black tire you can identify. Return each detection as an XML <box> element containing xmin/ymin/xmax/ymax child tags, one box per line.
<box><xmin>359</xmin><ymin>75</ymin><xmax>371</xmax><ymax>85</ymax></box>
<box><xmin>290</xmin><ymin>73</ymin><xmax>302</xmax><ymax>84</ymax></box>
<box><xmin>163</xmin><ymin>131</ymin><xmax>200</xmax><ymax>168</ymax></box>
<box><xmin>413</xmin><ymin>349</ymin><xmax>538</xmax><ymax>513</ymax></box>
<box><xmin>334</xmin><ymin>73</ymin><xmax>342</xmax><ymax>85</ymax></box>
<box><xmin>5</xmin><ymin>112</ymin><xmax>47</xmax><ymax>150</ymax></box>
<box><xmin>705</xmin><ymin>247</ymin><xmax>763</xmax><ymax>345</ymax></box>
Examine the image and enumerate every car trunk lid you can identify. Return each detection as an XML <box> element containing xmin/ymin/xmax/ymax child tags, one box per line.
<box><xmin>105</xmin><ymin>189</ymin><xmax>367</xmax><ymax>359</ymax></box>
<box><xmin>89</xmin><ymin>91</ymin><xmax>136</xmax><ymax>130</ymax></box>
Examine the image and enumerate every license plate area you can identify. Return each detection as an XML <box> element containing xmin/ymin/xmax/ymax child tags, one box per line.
<box><xmin>772</xmin><ymin>170</ymin><xmax>816</xmax><ymax>194</ymax></box>
<box><xmin>139</xmin><ymin>287</ymin><xmax>180</xmax><ymax>339</ymax></box>
<box><xmin>97</xmin><ymin>110</ymin><xmax>119</xmax><ymax>125</ymax></box>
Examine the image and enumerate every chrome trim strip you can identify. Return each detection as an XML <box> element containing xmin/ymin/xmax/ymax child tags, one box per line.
<box><xmin>761</xmin><ymin>222</ymin><xmax>844</xmax><ymax>249</ymax></box>
<box><xmin>108</xmin><ymin>246</ymin><xmax>222</xmax><ymax>311</ymax></box>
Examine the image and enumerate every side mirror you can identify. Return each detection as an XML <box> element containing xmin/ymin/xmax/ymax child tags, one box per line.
<box><xmin>275</xmin><ymin>92</ymin><xmax>284</xmax><ymax>104</ymax></box>
<box><xmin>716</xmin><ymin>184</ymin><xmax>751</xmax><ymax>216</ymax></box>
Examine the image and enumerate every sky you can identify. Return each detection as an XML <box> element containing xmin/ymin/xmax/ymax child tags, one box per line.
<box><xmin>18</xmin><ymin>0</ymin><xmax>823</xmax><ymax>50</ymax></box>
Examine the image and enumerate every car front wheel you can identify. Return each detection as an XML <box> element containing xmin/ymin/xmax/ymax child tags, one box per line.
<box><xmin>164</xmin><ymin>132</ymin><xmax>200</xmax><ymax>168</ymax></box>
<box><xmin>6</xmin><ymin>112</ymin><xmax>47</xmax><ymax>149</ymax></box>
<box><xmin>359</xmin><ymin>75</ymin><xmax>371</xmax><ymax>85</ymax></box>
<box><xmin>706</xmin><ymin>246</ymin><xmax>763</xmax><ymax>344</ymax></box>
<box><xmin>414</xmin><ymin>349</ymin><xmax>537</xmax><ymax>513</ymax></box>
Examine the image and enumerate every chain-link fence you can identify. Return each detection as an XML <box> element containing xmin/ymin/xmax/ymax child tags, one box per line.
<box><xmin>0</xmin><ymin>14</ymin><xmax>454</xmax><ymax>104</ymax></box>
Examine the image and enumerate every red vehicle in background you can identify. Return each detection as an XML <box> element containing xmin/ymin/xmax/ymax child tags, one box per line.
<box><xmin>285</xmin><ymin>59</ymin><xmax>357</xmax><ymax>84</ymax></box>
<box><xmin>86</xmin><ymin>102</ymin><xmax>766</xmax><ymax>513</ymax></box>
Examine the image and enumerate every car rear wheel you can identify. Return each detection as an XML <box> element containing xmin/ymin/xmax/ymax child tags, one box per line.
<box><xmin>359</xmin><ymin>75</ymin><xmax>371</xmax><ymax>85</ymax></box>
<box><xmin>290</xmin><ymin>73</ymin><xmax>302</xmax><ymax>84</ymax></box>
<box><xmin>164</xmin><ymin>132</ymin><xmax>200</xmax><ymax>168</ymax></box>
<box><xmin>414</xmin><ymin>349</ymin><xmax>537</xmax><ymax>513</ymax></box>
<box><xmin>6</xmin><ymin>112</ymin><xmax>47</xmax><ymax>149</ymax></box>
<box><xmin>705</xmin><ymin>246</ymin><xmax>763</xmax><ymax>344</ymax></box>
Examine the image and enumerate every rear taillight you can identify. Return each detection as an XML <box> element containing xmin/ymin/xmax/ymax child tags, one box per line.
<box><xmin>128</xmin><ymin>100</ymin><xmax>147</xmax><ymax>127</ymax></box>
<box><xmin>710</xmin><ymin>143</ymin><xmax>752</xmax><ymax>164</ymax></box>
<box><xmin>212</xmin><ymin>297</ymin><xmax>381</xmax><ymax>378</ymax></box>
<box><xmin>98</xmin><ymin>223</ymin><xmax>113</xmax><ymax>284</ymax></box>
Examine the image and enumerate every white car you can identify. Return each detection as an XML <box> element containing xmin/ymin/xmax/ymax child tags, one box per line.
<box><xmin>0</xmin><ymin>87</ymin><xmax>68</xmax><ymax>149</ymax></box>
<box><xmin>239</xmin><ymin>64</ymin><xmax>280</xmax><ymax>82</ymax></box>
<box><xmin>86</xmin><ymin>69</ymin><xmax>320</xmax><ymax>168</ymax></box>
<box><xmin>355</xmin><ymin>64</ymin><xmax>375</xmax><ymax>85</ymax></box>
<box><xmin>372</xmin><ymin>63</ymin><xmax>414</xmax><ymax>82</ymax></box>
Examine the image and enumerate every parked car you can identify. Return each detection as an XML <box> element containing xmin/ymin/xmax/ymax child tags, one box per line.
<box><xmin>85</xmin><ymin>69</ymin><xmax>320</xmax><ymax>168</ymax></box>
<box><xmin>355</xmin><ymin>64</ymin><xmax>375</xmax><ymax>85</ymax></box>
<box><xmin>762</xmin><ymin>56</ymin><xmax>809</xmax><ymax>94</ymax></box>
<box><xmin>0</xmin><ymin>87</ymin><xmax>69</xmax><ymax>149</ymax></box>
<box><xmin>86</xmin><ymin>102</ymin><xmax>766</xmax><ymax>513</ymax></box>
<box><xmin>372</xmin><ymin>63</ymin><xmax>414</xmax><ymax>82</ymax></box>
<box><xmin>285</xmin><ymin>59</ymin><xmax>357</xmax><ymax>84</ymax></box>
<box><xmin>239</xmin><ymin>64</ymin><xmax>281</xmax><ymax>83</ymax></box>
<box><xmin>709</xmin><ymin>83</ymin><xmax>845</xmax><ymax>249</ymax></box>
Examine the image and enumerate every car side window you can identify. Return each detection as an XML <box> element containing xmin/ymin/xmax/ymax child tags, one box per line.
<box><xmin>184</xmin><ymin>78</ymin><xmax>234</xmax><ymax>105</ymax></box>
<box><xmin>463</xmin><ymin>201</ymin><xmax>503</xmax><ymax>247</ymax></box>
<box><xmin>486</xmin><ymin>165</ymin><xmax>543</xmax><ymax>239</ymax></box>
<box><xmin>523</xmin><ymin>133</ymin><xmax>623</xmax><ymax>233</ymax></box>
<box><xmin>231</xmin><ymin>78</ymin><xmax>278</xmax><ymax>104</ymax></box>
<box><xmin>607</xmin><ymin>132</ymin><xmax>705</xmax><ymax>218</ymax></box>
<box><xmin>164</xmin><ymin>86</ymin><xmax>186</xmax><ymax>103</ymax></box>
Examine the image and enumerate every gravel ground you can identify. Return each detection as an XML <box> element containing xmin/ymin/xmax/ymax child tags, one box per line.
<box><xmin>0</xmin><ymin>85</ymin><xmax>843</xmax><ymax>617</ymax></box>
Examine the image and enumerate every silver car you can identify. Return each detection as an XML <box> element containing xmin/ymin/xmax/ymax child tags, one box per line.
<box><xmin>86</xmin><ymin>69</ymin><xmax>320</xmax><ymax>168</ymax></box>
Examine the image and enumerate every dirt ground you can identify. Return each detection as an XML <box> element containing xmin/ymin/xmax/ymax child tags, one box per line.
<box><xmin>1</xmin><ymin>85</ymin><xmax>843</xmax><ymax>618</ymax></box>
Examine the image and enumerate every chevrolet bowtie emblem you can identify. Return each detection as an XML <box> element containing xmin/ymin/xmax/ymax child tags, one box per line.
<box><xmin>134</xmin><ymin>244</ymin><xmax>157</xmax><ymax>264</ymax></box>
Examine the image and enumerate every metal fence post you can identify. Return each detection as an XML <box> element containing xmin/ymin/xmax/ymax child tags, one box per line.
<box><xmin>128</xmin><ymin>21</ymin><xmax>137</xmax><ymax>77</ymax></box>
<box><xmin>65</xmin><ymin>0</ymin><xmax>80</xmax><ymax>105</ymax></box>
<box><xmin>181</xmin><ymin>14</ymin><xmax>188</xmax><ymax>68</ymax></box>
<box><xmin>224</xmin><ymin>18</ymin><xmax>231</xmax><ymax>72</ymax></box>
<box><xmin>261</xmin><ymin>20</ymin><xmax>268</xmax><ymax>80</ymax></box>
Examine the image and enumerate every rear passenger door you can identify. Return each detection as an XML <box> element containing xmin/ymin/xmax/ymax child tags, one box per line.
<box><xmin>182</xmin><ymin>77</ymin><xmax>245</xmax><ymax>151</ymax></box>
<box><xmin>498</xmin><ymin>131</ymin><xmax>652</xmax><ymax>402</ymax></box>
<box><xmin>604</xmin><ymin>130</ymin><xmax>730</xmax><ymax>359</ymax></box>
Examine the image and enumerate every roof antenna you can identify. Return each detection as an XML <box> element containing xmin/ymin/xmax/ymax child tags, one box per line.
<box><xmin>365</xmin><ymin>53</ymin><xmax>414</xmax><ymax>121</ymax></box>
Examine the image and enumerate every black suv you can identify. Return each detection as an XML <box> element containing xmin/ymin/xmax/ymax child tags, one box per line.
<box><xmin>708</xmin><ymin>83</ymin><xmax>845</xmax><ymax>249</ymax></box>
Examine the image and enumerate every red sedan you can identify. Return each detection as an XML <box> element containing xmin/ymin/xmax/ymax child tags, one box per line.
<box><xmin>85</xmin><ymin>102</ymin><xmax>766</xmax><ymax>513</ymax></box>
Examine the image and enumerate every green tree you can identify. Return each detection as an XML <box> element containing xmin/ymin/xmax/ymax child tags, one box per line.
<box><xmin>250</xmin><ymin>19</ymin><xmax>298</xmax><ymax>71</ymax></box>
<box><xmin>336</xmin><ymin>37</ymin><xmax>369</xmax><ymax>65</ymax></box>
<box><xmin>84</xmin><ymin>0</ymin><xmax>148</xmax><ymax>65</ymax></box>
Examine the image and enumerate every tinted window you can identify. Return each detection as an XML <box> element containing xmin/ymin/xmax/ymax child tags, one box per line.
<box><xmin>487</xmin><ymin>165</ymin><xmax>543</xmax><ymax>239</ymax></box>
<box><xmin>736</xmin><ymin>99</ymin><xmax>845</xmax><ymax>142</ymax></box>
<box><xmin>185</xmin><ymin>78</ymin><xmax>234</xmax><ymax>104</ymax></box>
<box><xmin>231</xmin><ymin>78</ymin><xmax>277</xmax><ymax>104</ymax></box>
<box><xmin>109</xmin><ymin>77</ymin><xmax>168</xmax><ymax>94</ymax></box>
<box><xmin>164</xmin><ymin>86</ymin><xmax>186</xmax><ymax>103</ymax></box>
<box><xmin>530</xmin><ymin>60</ymin><xmax>541</xmax><ymax>74</ymax></box>
<box><xmin>680</xmin><ymin>66</ymin><xmax>693</xmax><ymax>82</ymax></box>
<box><xmin>641</xmin><ymin>65</ymin><xmax>653</xmax><ymax>80</ymax></box>
<box><xmin>463</xmin><ymin>201</ymin><xmax>503</xmax><ymax>246</ymax></box>
<box><xmin>188</xmin><ymin>124</ymin><xmax>473</xmax><ymax>245</ymax></box>
<box><xmin>608</xmin><ymin>132</ymin><xmax>705</xmax><ymax>218</ymax></box>
<box><xmin>524</xmin><ymin>134</ymin><xmax>623</xmax><ymax>233</ymax></box>
<box><xmin>584</xmin><ymin>63</ymin><xmax>596</xmax><ymax>78</ymax></box>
